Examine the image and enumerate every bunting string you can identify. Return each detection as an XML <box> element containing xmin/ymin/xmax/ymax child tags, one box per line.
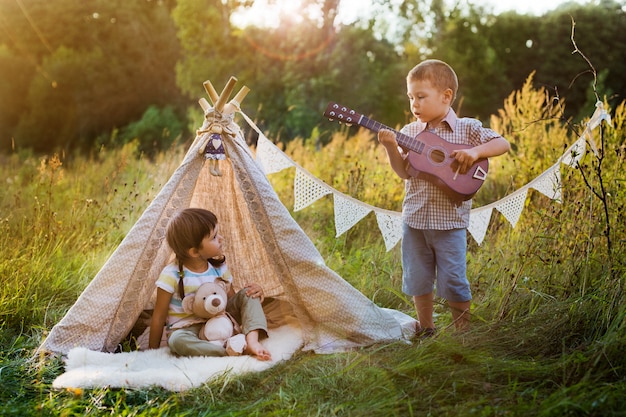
<box><xmin>238</xmin><ymin>103</ymin><xmax>611</xmax><ymax>250</ymax></box>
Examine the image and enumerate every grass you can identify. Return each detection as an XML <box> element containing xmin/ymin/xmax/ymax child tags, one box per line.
<box><xmin>1</xmin><ymin>83</ymin><xmax>625</xmax><ymax>415</ymax></box>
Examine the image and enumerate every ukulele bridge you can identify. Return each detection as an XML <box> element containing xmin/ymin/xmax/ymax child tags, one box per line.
<box><xmin>472</xmin><ymin>166</ymin><xmax>488</xmax><ymax>181</ymax></box>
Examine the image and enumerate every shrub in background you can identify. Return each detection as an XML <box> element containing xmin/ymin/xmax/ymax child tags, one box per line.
<box><xmin>117</xmin><ymin>105</ymin><xmax>184</xmax><ymax>157</ymax></box>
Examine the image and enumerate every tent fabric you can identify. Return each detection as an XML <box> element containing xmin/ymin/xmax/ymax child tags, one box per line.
<box><xmin>42</xmin><ymin>105</ymin><xmax>416</xmax><ymax>356</ymax></box>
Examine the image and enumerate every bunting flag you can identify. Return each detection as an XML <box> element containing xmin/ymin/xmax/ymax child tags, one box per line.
<box><xmin>561</xmin><ymin>136</ymin><xmax>587</xmax><ymax>167</ymax></box>
<box><xmin>241</xmin><ymin>102</ymin><xmax>611</xmax><ymax>251</ymax></box>
<box><xmin>586</xmin><ymin>100</ymin><xmax>613</xmax><ymax>157</ymax></box>
<box><xmin>467</xmin><ymin>207</ymin><xmax>493</xmax><ymax>246</ymax></box>
<box><xmin>375</xmin><ymin>211</ymin><xmax>403</xmax><ymax>251</ymax></box>
<box><xmin>530</xmin><ymin>165</ymin><xmax>562</xmax><ymax>202</ymax></box>
<box><xmin>495</xmin><ymin>189</ymin><xmax>529</xmax><ymax>228</ymax></box>
<box><xmin>293</xmin><ymin>169</ymin><xmax>332</xmax><ymax>211</ymax></box>
<box><xmin>333</xmin><ymin>194</ymin><xmax>372</xmax><ymax>237</ymax></box>
<box><xmin>255</xmin><ymin>132</ymin><xmax>293</xmax><ymax>174</ymax></box>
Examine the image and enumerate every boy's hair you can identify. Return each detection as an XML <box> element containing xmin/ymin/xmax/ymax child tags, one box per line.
<box><xmin>407</xmin><ymin>59</ymin><xmax>458</xmax><ymax>101</ymax></box>
<box><xmin>166</xmin><ymin>208</ymin><xmax>223</xmax><ymax>266</ymax></box>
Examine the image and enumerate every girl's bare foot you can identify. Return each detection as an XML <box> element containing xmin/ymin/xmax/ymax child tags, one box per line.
<box><xmin>245</xmin><ymin>330</ymin><xmax>272</xmax><ymax>361</ymax></box>
<box><xmin>245</xmin><ymin>340</ymin><xmax>272</xmax><ymax>361</ymax></box>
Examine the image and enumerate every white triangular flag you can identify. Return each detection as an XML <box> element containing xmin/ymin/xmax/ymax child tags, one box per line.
<box><xmin>560</xmin><ymin>137</ymin><xmax>586</xmax><ymax>167</ymax></box>
<box><xmin>495</xmin><ymin>188</ymin><xmax>528</xmax><ymax>228</ymax></box>
<box><xmin>293</xmin><ymin>169</ymin><xmax>332</xmax><ymax>211</ymax></box>
<box><xmin>255</xmin><ymin>134</ymin><xmax>294</xmax><ymax>175</ymax></box>
<box><xmin>530</xmin><ymin>165</ymin><xmax>562</xmax><ymax>202</ymax></box>
<box><xmin>468</xmin><ymin>207</ymin><xmax>493</xmax><ymax>245</ymax></box>
<box><xmin>584</xmin><ymin>101</ymin><xmax>611</xmax><ymax>157</ymax></box>
<box><xmin>333</xmin><ymin>194</ymin><xmax>372</xmax><ymax>237</ymax></box>
<box><xmin>588</xmin><ymin>101</ymin><xmax>612</xmax><ymax>130</ymax></box>
<box><xmin>375</xmin><ymin>211</ymin><xmax>403</xmax><ymax>251</ymax></box>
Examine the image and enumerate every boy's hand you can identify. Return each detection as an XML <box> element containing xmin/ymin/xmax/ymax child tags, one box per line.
<box><xmin>451</xmin><ymin>148</ymin><xmax>480</xmax><ymax>174</ymax></box>
<box><xmin>378</xmin><ymin>129</ymin><xmax>398</xmax><ymax>148</ymax></box>
<box><xmin>245</xmin><ymin>283</ymin><xmax>265</xmax><ymax>302</ymax></box>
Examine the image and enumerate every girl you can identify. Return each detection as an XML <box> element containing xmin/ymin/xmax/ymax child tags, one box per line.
<box><xmin>149</xmin><ymin>208</ymin><xmax>271</xmax><ymax>360</ymax></box>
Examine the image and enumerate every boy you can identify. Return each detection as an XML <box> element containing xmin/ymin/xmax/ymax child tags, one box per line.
<box><xmin>378</xmin><ymin>59</ymin><xmax>510</xmax><ymax>335</ymax></box>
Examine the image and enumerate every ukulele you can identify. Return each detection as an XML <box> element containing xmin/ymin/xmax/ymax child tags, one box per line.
<box><xmin>323</xmin><ymin>102</ymin><xmax>489</xmax><ymax>201</ymax></box>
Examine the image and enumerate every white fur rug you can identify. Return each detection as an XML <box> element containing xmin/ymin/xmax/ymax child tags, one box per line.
<box><xmin>53</xmin><ymin>324</ymin><xmax>303</xmax><ymax>391</ymax></box>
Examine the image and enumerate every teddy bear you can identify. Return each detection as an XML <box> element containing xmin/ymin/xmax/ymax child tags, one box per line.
<box><xmin>181</xmin><ymin>278</ymin><xmax>247</xmax><ymax>356</ymax></box>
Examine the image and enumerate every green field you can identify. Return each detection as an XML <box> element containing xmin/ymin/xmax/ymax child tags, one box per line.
<box><xmin>1</xmin><ymin>83</ymin><xmax>625</xmax><ymax>416</ymax></box>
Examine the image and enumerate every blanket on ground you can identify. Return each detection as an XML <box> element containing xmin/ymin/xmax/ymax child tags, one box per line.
<box><xmin>52</xmin><ymin>324</ymin><xmax>303</xmax><ymax>392</ymax></box>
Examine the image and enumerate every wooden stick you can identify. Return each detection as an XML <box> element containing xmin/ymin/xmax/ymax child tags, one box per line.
<box><xmin>223</xmin><ymin>85</ymin><xmax>250</xmax><ymax>115</ymax></box>
<box><xmin>231</xmin><ymin>85</ymin><xmax>250</xmax><ymax>106</ymax></box>
<box><xmin>198</xmin><ymin>97</ymin><xmax>211</xmax><ymax>112</ymax></box>
<box><xmin>203</xmin><ymin>80</ymin><xmax>219</xmax><ymax>105</ymax></box>
<box><xmin>453</xmin><ymin>165</ymin><xmax>461</xmax><ymax>181</ymax></box>
<box><xmin>214</xmin><ymin>76</ymin><xmax>238</xmax><ymax>113</ymax></box>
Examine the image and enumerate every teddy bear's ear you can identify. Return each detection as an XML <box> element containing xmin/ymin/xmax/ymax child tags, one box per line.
<box><xmin>215</xmin><ymin>277</ymin><xmax>229</xmax><ymax>291</ymax></box>
<box><xmin>181</xmin><ymin>295</ymin><xmax>196</xmax><ymax>314</ymax></box>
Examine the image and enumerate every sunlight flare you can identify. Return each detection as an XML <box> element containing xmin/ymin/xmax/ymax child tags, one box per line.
<box><xmin>232</xmin><ymin>0</ymin><xmax>319</xmax><ymax>29</ymax></box>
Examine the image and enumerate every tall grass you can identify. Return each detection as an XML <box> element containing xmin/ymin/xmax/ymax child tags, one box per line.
<box><xmin>1</xmin><ymin>80</ymin><xmax>624</xmax><ymax>416</ymax></box>
<box><xmin>0</xmin><ymin>142</ymin><xmax>182</xmax><ymax>341</ymax></box>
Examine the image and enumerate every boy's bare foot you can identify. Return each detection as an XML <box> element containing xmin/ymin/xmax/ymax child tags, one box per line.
<box><xmin>245</xmin><ymin>330</ymin><xmax>272</xmax><ymax>361</ymax></box>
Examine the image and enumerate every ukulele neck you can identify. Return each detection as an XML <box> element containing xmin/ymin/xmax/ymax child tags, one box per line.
<box><xmin>359</xmin><ymin>115</ymin><xmax>420</xmax><ymax>152</ymax></box>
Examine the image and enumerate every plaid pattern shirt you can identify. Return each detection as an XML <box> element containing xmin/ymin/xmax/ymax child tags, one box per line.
<box><xmin>399</xmin><ymin>109</ymin><xmax>501</xmax><ymax>230</ymax></box>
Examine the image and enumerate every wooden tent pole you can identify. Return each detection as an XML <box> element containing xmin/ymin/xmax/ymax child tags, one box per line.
<box><xmin>203</xmin><ymin>81</ymin><xmax>220</xmax><ymax>105</ymax></box>
<box><xmin>198</xmin><ymin>98</ymin><xmax>211</xmax><ymax>112</ymax></box>
<box><xmin>214</xmin><ymin>76</ymin><xmax>238</xmax><ymax>113</ymax></box>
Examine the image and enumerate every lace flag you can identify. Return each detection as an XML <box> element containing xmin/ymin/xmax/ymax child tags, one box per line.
<box><xmin>294</xmin><ymin>169</ymin><xmax>332</xmax><ymax>212</ymax></box>
<box><xmin>467</xmin><ymin>208</ymin><xmax>493</xmax><ymax>246</ymax></box>
<box><xmin>256</xmin><ymin>133</ymin><xmax>293</xmax><ymax>174</ymax></box>
<box><xmin>496</xmin><ymin>189</ymin><xmax>529</xmax><ymax>228</ymax></box>
<box><xmin>375</xmin><ymin>211</ymin><xmax>403</xmax><ymax>252</ymax></box>
<box><xmin>531</xmin><ymin>165</ymin><xmax>562</xmax><ymax>202</ymax></box>
<box><xmin>333</xmin><ymin>194</ymin><xmax>372</xmax><ymax>237</ymax></box>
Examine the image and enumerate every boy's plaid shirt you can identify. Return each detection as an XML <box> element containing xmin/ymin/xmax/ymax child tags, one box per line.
<box><xmin>399</xmin><ymin>109</ymin><xmax>501</xmax><ymax>230</ymax></box>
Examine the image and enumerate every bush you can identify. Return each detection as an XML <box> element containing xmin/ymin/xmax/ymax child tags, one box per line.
<box><xmin>116</xmin><ymin>105</ymin><xmax>184</xmax><ymax>157</ymax></box>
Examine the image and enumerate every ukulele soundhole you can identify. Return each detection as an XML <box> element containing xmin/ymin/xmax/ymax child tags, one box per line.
<box><xmin>428</xmin><ymin>147</ymin><xmax>447</xmax><ymax>165</ymax></box>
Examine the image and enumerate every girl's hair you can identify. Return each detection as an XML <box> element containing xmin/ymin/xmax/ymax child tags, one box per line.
<box><xmin>166</xmin><ymin>208</ymin><xmax>225</xmax><ymax>268</ymax></box>
<box><xmin>407</xmin><ymin>59</ymin><xmax>458</xmax><ymax>102</ymax></box>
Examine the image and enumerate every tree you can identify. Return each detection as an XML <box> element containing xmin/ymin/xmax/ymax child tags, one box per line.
<box><xmin>2</xmin><ymin>0</ymin><xmax>624</xmax><ymax>153</ymax></box>
<box><xmin>173</xmin><ymin>0</ymin><xmax>408</xmax><ymax>142</ymax></box>
<box><xmin>172</xmin><ymin>0</ymin><xmax>253</xmax><ymax>99</ymax></box>
<box><xmin>1</xmin><ymin>0</ymin><xmax>183</xmax><ymax>152</ymax></box>
<box><xmin>401</xmin><ymin>0</ymin><xmax>626</xmax><ymax>123</ymax></box>
<box><xmin>0</xmin><ymin>46</ymin><xmax>34</xmax><ymax>151</ymax></box>
<box><xmin>532</xmin><ymin>1</ymin><xmax>626</xmax><ymax>119</ymax></box>
<box><xmin>425</xmin><ymin>2</ymin><xmax>510</xmax><ymax>119</ymax></box>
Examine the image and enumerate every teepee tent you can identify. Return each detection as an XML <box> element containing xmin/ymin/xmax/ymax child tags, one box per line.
<box><xmin>42</xmin><ymin>77</ymin><xmax>416</xmax><ymax>356</ymax></box>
